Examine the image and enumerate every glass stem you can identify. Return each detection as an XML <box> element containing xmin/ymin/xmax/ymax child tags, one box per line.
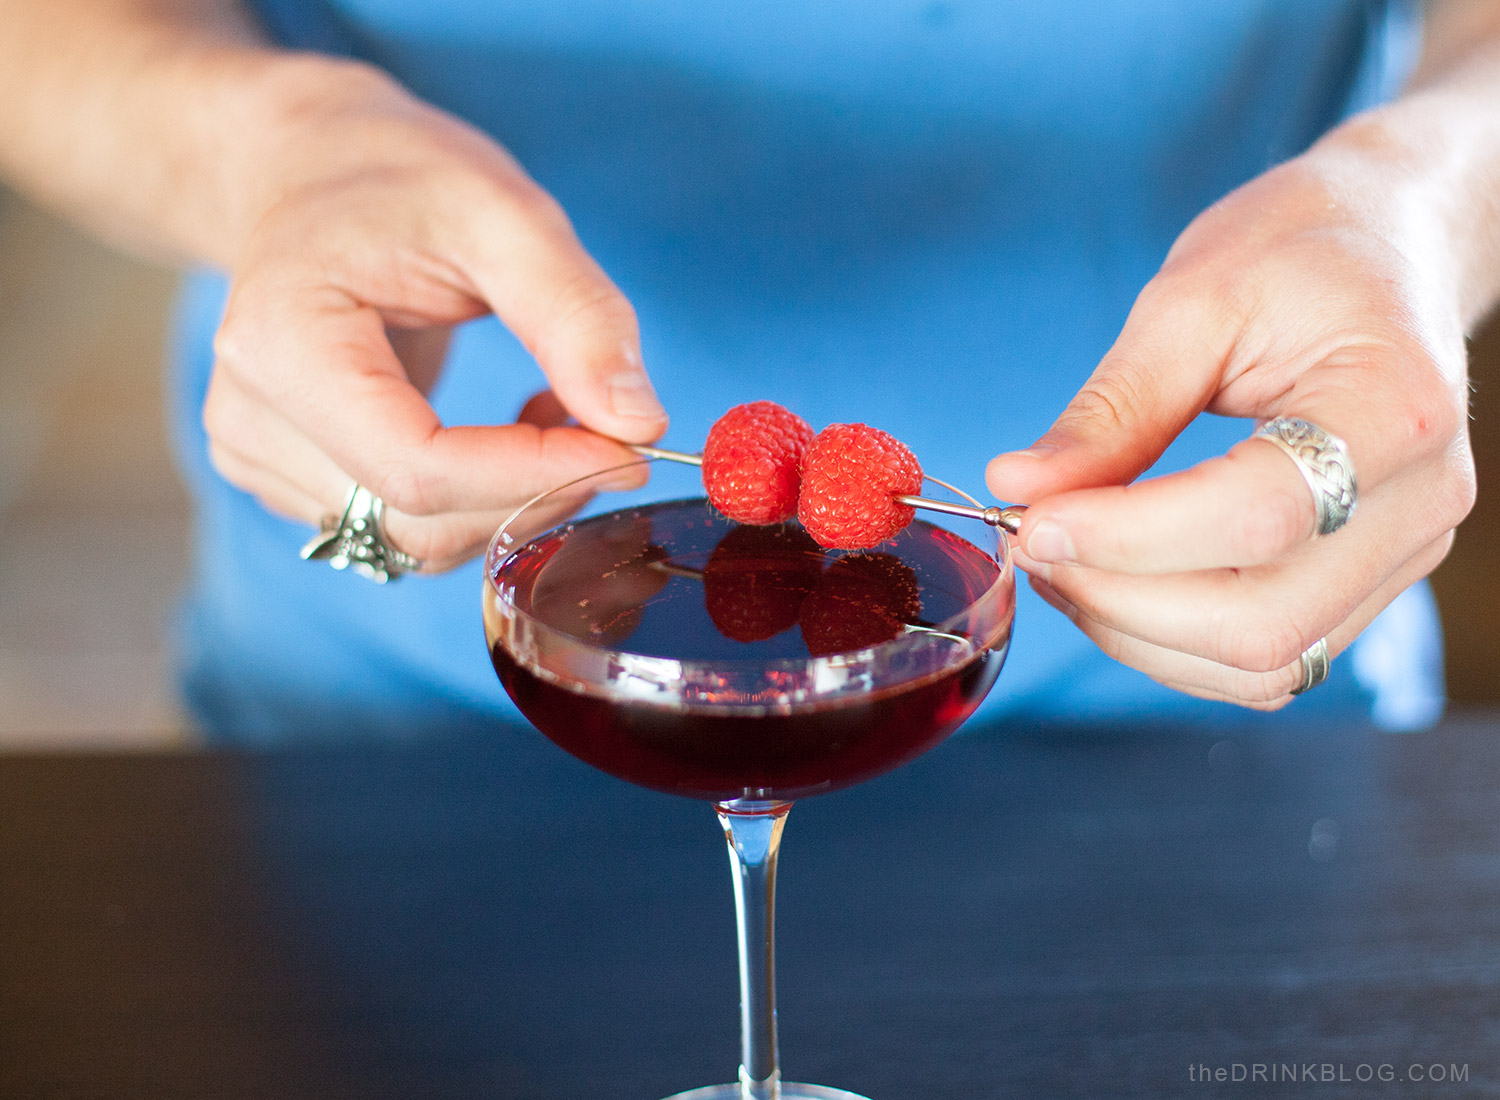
<box><xmin>716</xmin><ymin>798</ymin><xmax>793</xmax><ymax>1100</ymax></box>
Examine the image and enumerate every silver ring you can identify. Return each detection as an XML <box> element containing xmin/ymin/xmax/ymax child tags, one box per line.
<box><xmin>1289</xmin><ymin>637</ymin><xmax>1331</xmax><ymax>696</ymax></box>
<box><xmin>1251</xmin><ymin>417</ymin><xmax>1357</xmax><ymax>536</ymax></box>
<box><xmin>298</xmin><ymin>484</ymin><xmax>424</xmax><ymax>583</ymax></box>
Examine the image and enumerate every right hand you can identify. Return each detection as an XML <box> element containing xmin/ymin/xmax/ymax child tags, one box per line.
<box><xmin>203</xmin><ymin>60</ymin><xmax>667</xmax><ymax>572</ymax></box>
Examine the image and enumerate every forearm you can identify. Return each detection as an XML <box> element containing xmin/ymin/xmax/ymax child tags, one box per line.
<box><xmin>0</xmin><ymin>0</ymin><xmax>394</xmax><ymax>267</ymax></box>
<box><xmin>1308</xmin><ymin>0</ymin><xmax>1500</xmax><ymax>329</ymax></box>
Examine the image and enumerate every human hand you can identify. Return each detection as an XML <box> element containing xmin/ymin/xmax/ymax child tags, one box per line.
<box><xmin>985</xmin><ymin>125</ymin><xmax>1478</xmax><ymax>708</ymax></box>
<box><xmin>202</xmin><ymin>61</ymin><xmax>665</xmax><ymax>572</ymax></box>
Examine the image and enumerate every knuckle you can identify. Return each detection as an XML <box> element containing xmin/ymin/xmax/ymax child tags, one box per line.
<box><xmin>1390</xmin><ymin>371</ymin><xmax>1463</xmax><ymax>458</ymax></box>
<box><xmin>211</xmin><ymin>313</ymin><xmax>264</xmax><ymax>385</ymax></box>
<box><xmin>386</xmin><ymin>520</ymin><xmax>443</xmax><ymax>564</ymax></box>
<box><xmin>543</xmin><ymin>272</ymin><xmax>638</xmax><ymax>344</ymax></box>
<box><xmin>1234</xmin><ymin>484</ymin><xmax>1309</xmax><ymax>563</ymax></box>
<box><xmin>508</xmin><ymin>182</ymin><xmax>573</xmax><ymax>235</ymax></box>
<box><xmin>1453</xmin><ymin>468</ymin><xmax>1478</xmax><ymax>525</ymax></box>
<box><xmin>370</xmin><ymin>464</ymin><xmax>443</xmax><ymax>517</ymax></box>
<box><xmin>1422</xmin><ymin>529</ymin><xmax>1458</xmax><ymax>574</ymax></box>
<box><xmin>385</xmin><ymin>515</ymin><xmax>483</xmax><ymax>570</ymax></box>
<box><xmin>1213</xmin><ymin>603</ymin><xmax>1309</xmax><ymax>674</ymax></box>
<box><xmin>1236</xmin><ymin>667</ymin><xmax>1299</xmax><ymax>705</ymax></box>
<box><xmin>211</xmin><ymin>319</ymin><xmax>245</xmax><ymax>369</ymax></box>
<box><xmin>1436</xmin><ymin>453</ymin><xmax>1478</xmax><ymax>529</ymax></box>
<box><xmin>205</xmin><ymin>440</ymin><xmax>240</xmax><ymax>483</ymax></box>
<box><xmin>467</xmin><ymin>176</ymin><xmax>577</xmax><ymax>256</ymax></box>
<box><xmin>201</xmin><ymin>382</ymin><xmax>230</xmax><ymax>442</ymax></box>
<box><xmin>1066</xmin><ymin>370</ymin><xmax>1147</xmax><ymax>432</ymax></box>
<box><xmin>1136</xmin><ymin>267</ymin><xmax>1247</xmax><ymax>346</ymax></box>
<box><xmin>201</xmin><ymin>378</ymin><xmax>248</xmax><ymax>452</ymax></box>
<box><xmin>211</xmin><ymin>314</ymin><xmax>280</xmax><ymax>404</ymax></box>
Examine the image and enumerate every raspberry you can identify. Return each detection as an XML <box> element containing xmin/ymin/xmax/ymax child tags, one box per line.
<box><xmin>703</xmin><ymin>524</ymin><xmax>824</xmax><ymax>643</ymax></box>
<box><xmin>796</xmin><ymin>423</ymin><xmax>923</xmax><ymax>549</ymax></box>
<box><xmin>799</xmin><ymin>553</ymin><xmax>922</xmax><ymax>657</ymax></box>
<box><xmin>702</xmin><ymin>401</ymin><xmax>815</xmax><ymax>525</ymax></box>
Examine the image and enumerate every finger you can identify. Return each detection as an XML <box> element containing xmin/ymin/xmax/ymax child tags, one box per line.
<box><xmin>1029</xmin><ymin>573</ymin><xmax>1300</xmax><ymax>709</ymax></box>
<box><xmin>1011</xmin><ymin>421</ymin><xmax>1465</xmax><ymax>574</ymax></box>
<box><xmin>1013</xmin><ymin>481</ymin><xmax>1434</xmax><ymax>673</ymax></box>
<box><xmin>206</xmin><ymin>439</ymin><xmax>330</xmax><ymax>525</ymax></box>
<box><xmin>1031</xmin><ymin>532</ymin><xmax>1451</xmax><ymax>707</ymax></box>
<box><xmin>389</xmin><ymin>461</ymin><xmax>651</xmax><ymax>570</ymax></box>
<box><xmin>458</xmin><ymin>187</ymin><xmax>668</xmax><ymax>443</ymax></box>
<box><xmin>516</xmin><ymin>387</ymin><xmax>573</xmax><ymax>430</ymax></box>
<box><xmin>985</xmin><ymin>278</ymin><xmax>1234</xmax><ymax>504</ymax></box>
<box><xmin>385</xmin><ymin>496</ymin><xmax>591</xmax><ymax>573</ymax></box>
<box><xmin>215</xmin><ymin>286</ymin><xmax>649</xmax><ymax>517</ymax></box>
<box><xmin>1011</xmin><ymin>442</ymin><xmax>1318</xmax><ymax>573</ymax></box>
<box><xmin>212</xmin><ymin>423</ymin><xmax>610</xmax><ymax>574</ymax></box>
<box><xmin>204</xmin><ymin>369</ymin><xmax>355</xmax><ymax>514</ymax></box>
<box><xmin>207</xmin><ymin>367</ymin><xmax>648</xmax><ymax>568</ymax></box>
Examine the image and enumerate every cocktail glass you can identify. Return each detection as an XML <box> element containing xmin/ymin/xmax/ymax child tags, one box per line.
<box><xmin>482</xmin><ymin>459</ymin><xmax>1015</xmax><ymax>1099</ymax></box>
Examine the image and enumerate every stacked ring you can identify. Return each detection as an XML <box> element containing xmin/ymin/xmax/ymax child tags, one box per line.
<box><xmin>1290</xmin><ymin>637</ymin><xmax>1332</xmax><ymax>696</ymax></box>
<box><xmin>1250</xmin><ymin>417</ymin><xmax>1356</xmax><ymax>696</ymax></box>
<box><xmin>299</xmin><ymin>484</ymin><xmax>424</xmax><ymax>583</ymax></box>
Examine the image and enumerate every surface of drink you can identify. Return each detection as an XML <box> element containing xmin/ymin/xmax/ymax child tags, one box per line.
<box><xmin>486</xmin><ymin>499</ymin><xmax>1010</xmax><ymax>801</ymax></box>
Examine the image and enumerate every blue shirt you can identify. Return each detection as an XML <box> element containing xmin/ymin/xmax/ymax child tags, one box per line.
<box><xmin>168</xmin><ymin>0</ymin><xmax>1442</xmax><ymax>740</ymax></box>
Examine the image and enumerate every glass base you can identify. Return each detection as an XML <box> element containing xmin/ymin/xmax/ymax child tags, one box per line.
<box><xmin>661</xmin><ymin>1086</ymin><xmax>871</xmax><ymax>1100</ymax></box>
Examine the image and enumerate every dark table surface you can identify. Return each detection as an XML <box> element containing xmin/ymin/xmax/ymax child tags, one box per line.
<box><xmin>2</xmin><ymin>711</ymin><xmax>1499</xmax><ymax>1099</ymax></box>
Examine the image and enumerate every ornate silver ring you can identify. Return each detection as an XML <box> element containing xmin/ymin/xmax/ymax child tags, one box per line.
<box><xmin>1251</xmin><ymin>417</ymin><xmax>1357</xmax><ymax>537</ymax></box>
<box><xmin>298</xmin><ymin>484</ymin><xmax>423</xmax><ymax>583</ymax></box>
<box><xmin>1289</xmin><ymin>637</ymin><xmax>1331</xmax><ymax>696</ymax></box>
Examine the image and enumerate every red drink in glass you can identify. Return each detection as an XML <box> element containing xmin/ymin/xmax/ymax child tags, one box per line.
<box><xmin>483</xmin><ymin>463</ymin><xmax>1014</xmax><ymax>1100</ymax></box>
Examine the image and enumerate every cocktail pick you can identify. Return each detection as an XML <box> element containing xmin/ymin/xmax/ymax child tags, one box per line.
<box><xmin>628</xmin><ymin>443</ymin><xmax>1029</xmax><ymax>536</ymax></box>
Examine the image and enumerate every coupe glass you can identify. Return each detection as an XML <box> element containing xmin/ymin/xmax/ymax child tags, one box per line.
<box><xmin>482</xmin><ymin>459</ymin><xmax>1015</xmax><ymax>1099</ymax></box>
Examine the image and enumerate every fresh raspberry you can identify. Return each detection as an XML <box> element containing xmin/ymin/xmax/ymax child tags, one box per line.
<box><xmin>702</xmin><ymin>401</ymin><xmax>815</xmax><ymax>525</ymax></box>
<box><xmin>796</xmin><ymin>423</ymin><xmax>923</xmax><ymax>549</ymax></box>
<box><xmin>799</xmin><ymin>553</ymin><xmax>922</xmax><ymax>657</ymax></box>
<box><xmin>703</xmin><ymin>524</ymin><xmax>824</xmax><ymax>643</ymax></box>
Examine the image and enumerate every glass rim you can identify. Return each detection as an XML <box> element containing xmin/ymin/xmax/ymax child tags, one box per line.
<box><xmin>483</xmin><ymin>457</ymin><xmax>1015</xmax><ymax>684</ymax></box>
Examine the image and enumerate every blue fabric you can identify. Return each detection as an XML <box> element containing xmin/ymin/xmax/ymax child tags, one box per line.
<box><xmin>168</xmin><ymin>0</ymin><xmax>1440</xmax><ymax>740</ymax></box>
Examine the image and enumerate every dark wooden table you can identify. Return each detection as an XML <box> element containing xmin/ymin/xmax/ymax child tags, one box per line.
<box><xmin>2</xmin><ymin>712</ymin><xmax>1498</xmax><ymax>1099</ymax></box>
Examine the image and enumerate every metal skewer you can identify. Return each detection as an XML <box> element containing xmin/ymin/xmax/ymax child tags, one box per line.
<box><xmin>630</xmin><ymin>443</ymin><xmax>703</xmax><ymax>466</ymax></box>
<box><xmin>628</xmin><ymin>444</ymin><xmax>1027</xmax><ymax>535</ymax></box>
<box><xmin>892</xmin><ymin>494</ymin><xmax>1026</xmax><ymax>536</ymax></box>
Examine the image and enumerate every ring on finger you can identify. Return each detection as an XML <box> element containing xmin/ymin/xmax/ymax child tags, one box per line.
<box><xmin>1251</xmin><ymin>417</ymin><xmax>1357</xmax><ymax>537</ymax></box>
<box><xmin>299</xmin><ymin>484</ymin><xmax>424</xmax><ymax>583</ymax></box>
<box><xmin>1289</xmin><ymin>637</ymin><xmax>1332</xmax><ymax>696</ymax></box>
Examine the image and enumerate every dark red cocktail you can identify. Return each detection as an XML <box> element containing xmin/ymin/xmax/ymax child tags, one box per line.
<box><xmin>488</xmin><ymin>500</ymin><xmax>1006</xmax><ymax>800</ymax></box>
<box><xmin>482</xmin><ymin>461</ymin><xmax>1014</xmax><ymax>1100</ymax></box>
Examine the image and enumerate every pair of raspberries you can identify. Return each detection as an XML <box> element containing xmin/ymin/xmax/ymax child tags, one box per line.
<box><xmin>701</xmin><ymin>401</ymin><xmax>923</xmax><ymax>550</ymax></box>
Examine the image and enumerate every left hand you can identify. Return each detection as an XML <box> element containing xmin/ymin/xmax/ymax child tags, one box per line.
<box><xmin>984</xmin><ymin>123</ymin><xmax>1477</xmax><ymax>709</ymax></box>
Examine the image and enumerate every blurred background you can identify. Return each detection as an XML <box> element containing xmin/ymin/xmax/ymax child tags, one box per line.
<box><xmin>1</xmin><ymin>182</ymin><xmax>1496</xmax><ymax>749</ymax></box>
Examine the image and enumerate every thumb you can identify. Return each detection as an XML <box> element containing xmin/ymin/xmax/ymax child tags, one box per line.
<box><xmin>466</xmin><ymin>188</ymin><xmax>668</xmax><ymax>444</ymax></box>
<box><xmin>985</xmin><ymin>287</ymin><xmax>1225</xmax><ymax>503</ymax></box>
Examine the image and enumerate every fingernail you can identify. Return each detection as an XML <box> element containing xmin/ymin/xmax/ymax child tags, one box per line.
<box><xmin>609</xmin><ymin>373</ymin><xmax>666</xmax><ymax>421</ymax></box>
<box><xmin>1025</xmin><ymin>520</ymin><xmax>1075</xmax><ymax>564</ymax></box>
<box><xmin>1015</xmin><ymin>442</ymin><xmax>1059</xmax><ymax>459</ymax></box>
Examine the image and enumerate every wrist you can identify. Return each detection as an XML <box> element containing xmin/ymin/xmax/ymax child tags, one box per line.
<box><xmin>1307</xmin><ymin>77</ymin><xmax>1500</xmax><ymax>329</ymax></box>
<box><xmin>174</xmin><ymin>50</ymin><xmax>417</xmax><ymax>266</ymax></box>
